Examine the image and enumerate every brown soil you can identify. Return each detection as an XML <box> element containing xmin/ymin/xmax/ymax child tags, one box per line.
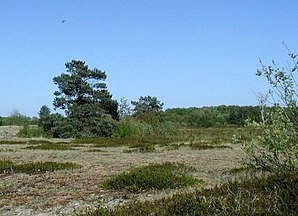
<box><xmin>0</xmin><ymin>126</ymin><xmax>248</xmax><ymax>215</ymax></box>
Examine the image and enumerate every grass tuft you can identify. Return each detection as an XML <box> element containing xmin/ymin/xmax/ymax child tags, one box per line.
<box><xmin>24</xmin><ymin>143</ymin><xmax>75</xmax><ymax>150</ymax></box>
<box><xmin>0</xmin><ymin>160</ymin><xmax>81</xmax><ymax>174</ymax></box>
<box><xmin>190</xmin><ymin>142</ymin><xmax>232</xmax><ymax>150</ymax></box>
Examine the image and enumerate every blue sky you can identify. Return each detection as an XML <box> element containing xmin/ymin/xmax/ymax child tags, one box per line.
<box><xmin>1</xmin><ymin>0</ymin><xmax>298</xmax><ymax>117</ymax></box>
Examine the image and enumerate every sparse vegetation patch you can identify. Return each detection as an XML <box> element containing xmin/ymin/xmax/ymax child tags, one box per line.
<box><xmin>0</xmin><ymin>160</ymin><xmax>81</xmax><ymax>174</ymax></box>
<box><xmin>190</xmin><ymin>142</ymin><xmax>232</xmax><ymax>150</ymax></box>
<box><xmin>80</xmin><ymin>171</ymin><xmax>298</xmax><ymax>216</ymax></box>
<box><xmin>24</xmin><ymin>143</ymin><xmax>75</xmax><ymax>150</ymax></box>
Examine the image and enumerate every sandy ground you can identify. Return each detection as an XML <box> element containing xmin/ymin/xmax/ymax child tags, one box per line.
<box><xmin>0</xmin><ymin>126</ymin><xmax>248</xmax><ymax>215</ymax></box>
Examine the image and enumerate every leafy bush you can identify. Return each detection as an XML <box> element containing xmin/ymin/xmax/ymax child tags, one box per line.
<box><xmin>112</xmin><ymin>118</ymin><xmax>140</xmax><ymax>138</ymax></box>
<box><xmin>42</xmin><ymin>111</ymin><xmax>117</xmax><ymax>138</ymax></box>
<box><xmin>0</xmin><ymin>160</ymin><xmax>81</xmax><ymax>174</ymax></box>
<box><xmin>17</xmin><ymin>125</ymin><xmax>49</xmax><ymax>138</ymax></box>
<box><xmin>100</xmin><ymin>162</ymin><xmax>201</xmax><ymax>192</ymax></box>
<box><xmin>244</xmin><ymin>108</ymin><xmax>298</xmax><ymax>172</ymax></box>
<box><xmin>245</xmin><ymin>47</ymin><xmax>298</xmax><ymax>173</ymax></box>
<box><xmin>80</xmin><ymin>171</ymin><xmax>298</xmax><ymax>216</ymax></box>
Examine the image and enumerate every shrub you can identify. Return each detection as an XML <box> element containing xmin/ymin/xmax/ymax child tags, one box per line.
<box><xmin>17</xmin><ymin>124</ymin><xmax>49</xmax><ymax>138</ymax></box>
<box><xmin>112</xmin><ymin>118</ymin><xmax>140</xmax><ymax>138</ymax></box>
<box><xmin>244</xmin><ymin>108</ymin><xmax>298</xmax><ymax>172</ymax></box>
<box><xmin>100</xmin><ymin>162</ymin><xmax>201</xmax><ymax>192</ymax></box>
<box><xmin>246</xmin><ymin>47</ymin><xmax>298</xmax><ymax>173</ymax></box>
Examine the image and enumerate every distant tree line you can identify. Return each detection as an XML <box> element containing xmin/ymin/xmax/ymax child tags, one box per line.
<box><xmin>0</xmin><ymin>60</ymin><xmax>269</xmax><ymax>138</ymax></box>
<box><xmin>0</xmin><ymin>110</ymin><xmax>38</xmax><ymax>126</ymax></box>
<box><xmin>164</xmin><ymin>105</ymin><xmax>267</xmax><ymax>128</ymax></box>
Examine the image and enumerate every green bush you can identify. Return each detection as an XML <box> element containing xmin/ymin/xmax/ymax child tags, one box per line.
<box><xmin>17</xmin><ymin>125</ymin><xmax>49</xmax><ymax>138</ymax></box>
<box><xmin>112</xmin><ymin>118</ymin><xmax>140</xmax><ymax>138</ymax></box>
<box><xmin>0</xmin><ymin>160</ymin><xmax>81</xmax><ymax>174</ymax></box>
<box><xmin>244</xmin><ymin>108</ymin><xmax>298</xmax><ymax>172</ymax></box>
<box><xmin>245</xmin><ymin>49</ymin><xmax>298</xmax><ymax>173</ymax></box>
<box><xmin>100</xmin><ymin>162</ymin><xmax>200</xmax><ymax>192</ymax></box>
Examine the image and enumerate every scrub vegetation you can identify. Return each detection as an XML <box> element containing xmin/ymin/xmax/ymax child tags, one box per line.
<box><xmin>0</xmin><ymin>52</ymin><xmax>297</xmax><ymax>215</ymax></box>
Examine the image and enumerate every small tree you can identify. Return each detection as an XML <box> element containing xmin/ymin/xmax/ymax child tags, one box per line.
<box><xmin>244</xmin><ymin>45</ymin><xmax>298</xmax><ymax>172</ymax></box>
<box><xmin>53</xmin><ymin>60</ymin><xmax>118</xmax><ymax>119</ymax></box>
<box><xmin>50</xmin><ymin>60</ymin><xmax>118</xmax><ymax>137</ymax></box>
<box><xmin>38</xmin><ymin>105</ymin><xmax>51</xmax><ymax>127</ymax></box>
<box><xmin>118</xmin><ymin>97</ymin><xmax>132</xmax><ymax>119</ymax></box>
<box><xmin>132</xmin><ymin>96</ymin><xmax>164</xmax><ymax>114</ymax></box>
<box><xmin>131</xmin><ymin>96</ymin><xmax>164</xmax><ymax>124</ymax></box>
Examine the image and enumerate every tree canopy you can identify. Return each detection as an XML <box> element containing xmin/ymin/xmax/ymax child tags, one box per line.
<box><xmin>46</xmin><ymin>60</ymin><xmax>118</xmax><ymax>138</ymax></box>
<box><xmin>131</xmin><ymin>96</ymin><xmax>164</xmax><ymax>114</ymax></box>
<box><xmin>53</xmin><ymin>60</ymin><xmax>118</xmax><ymax>120</ymax></box>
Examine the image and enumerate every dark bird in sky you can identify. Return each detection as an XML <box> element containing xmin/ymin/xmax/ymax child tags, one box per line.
<box><xmin>61</xmin><ymin>20</ymin><xmax>66</xmax><ymax>23</ymax></box>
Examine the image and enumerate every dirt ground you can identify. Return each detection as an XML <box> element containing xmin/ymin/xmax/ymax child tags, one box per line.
<box><xmin>0</xmin><ymin>126</ymin><xmax>248</xmax><ymax>216</ymax></box>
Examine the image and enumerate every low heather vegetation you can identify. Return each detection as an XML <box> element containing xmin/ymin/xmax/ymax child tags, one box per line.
<box><xmin>80</xmin><ymin>171</ymin><xmax>298</xmax><ymax>216</ymax></box>
<box><xmin>100</xmin><ymin>162</ymin><xmax>201</xmax><ymax>192</ymax></box>
<box><xmin>0</xmin><ymin>160</ymin><xmax>81</xmax><ymax>174</ymax></box>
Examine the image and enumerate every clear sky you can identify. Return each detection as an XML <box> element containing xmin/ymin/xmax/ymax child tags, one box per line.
<box><xmin>1</xmin><ymin>0</ymin><xmax>298</xmax><ymax>117</ymax></box>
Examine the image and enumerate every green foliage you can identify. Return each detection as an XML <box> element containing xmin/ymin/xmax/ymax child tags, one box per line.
<box><xmin>43</xmin><ymin>113</ymin><xmax>75</xmax><ymax>138</ymax></box>
<box><xmin>165</xmin><ymin>106</ymin><xmax>263</xmax><ymax>128</ymax></box>
<box><xmin>17</xmin><ymin>125</ymin><xmax>49</xmax><ymax>138</ymax></box>
<box><xmin>74</xmin><ymin>127</ymin><xmax>256</xmax><ymax>149</ymax></box>
<box><xmin>69</xmin><ymin>104</ymin><xmax>117</xmax><ymax>138</ymax></box>
<box><xmin>100</xmin><ymin>162</ymin><xmax>200</xmax><ymax>192</ymax></box>
<box><xmin>131</xmin><ymin>96</ymin><xmax>165</xmax><ymax>126</ymax></box>
<box><xmin>38</xmin><ymin>105</ymin><xmax>51</xmax><ymax>127</ymax></box>
<box><xmin>112</xmin><ymin>118</ymin><xmax>140</xmax><ymax>138</ymax></box>
<box><xmin>244</xmin><ymin>108</ymin><xmax>298</xmax><ymax>172</ymax></box>
<box><xmin>53</xmin><ymin>60</ymin><xmax>118</xmax><ymax>120</ymax></box>
<box><xmin>1</xmin><ymin>110</ymin><xmax>31</xmax><ymax>126</ymax></box>
<box><xmin>79</xmin><ymin>171</ymin><xmax>298</xmax><ymax>216</ymax></box>
<box><xmin>0</xmin><ymin>160</ymin><xmax>80</xmax><ymax>174</ymax></box>
<box><xmin>179</xmin><ymin>127</ymin><xmax>256</xmax><ymax>146</ymax></box>
<box><xmin>244</xmin><ymin>47</ymin><xmax>298</xmax><ymax>173</ymax></box>
<box><xmin>112</xmin><ymin>117</ymin><xmax>168</xmax><ymax>138</ymax></box>
<box><xmin>48</xmin><ymin>60</ymin><xmax>118</xmax><ymax>138</ymax></box>
<box><xmin>42</xmin><ymin>110</ymin><xmax>116</xmax><ymax>138</ymax></box>
<box><xmin>112</xmin><ymin>116</ymin><xmax>177</xmax><ymax>138</ymax></box>
<box><xmin>131</xmin><ymin>96</ymin><xmax>164</xmax><ymax>114</ymax></box>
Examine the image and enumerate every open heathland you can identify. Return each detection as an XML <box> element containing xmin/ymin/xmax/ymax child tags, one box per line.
<box><xmin>0</xmin><ymin>126</ymin><xmax>252</xmax><ymax>215</ymax></box>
